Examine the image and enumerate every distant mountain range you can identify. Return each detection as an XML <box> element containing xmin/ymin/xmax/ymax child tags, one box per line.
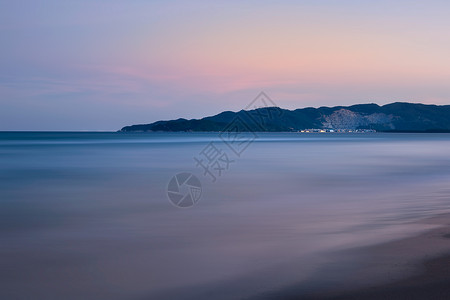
<box><xmin>120</xmin><ymin>102</ymin><xmax>450</xmax><ymax>132</ymax></box>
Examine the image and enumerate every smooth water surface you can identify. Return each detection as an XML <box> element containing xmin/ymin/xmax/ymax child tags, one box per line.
<box><xmin>1</xmin><ymin>132</ymin><xmax>450</xmax><ymax>299</ymax></box>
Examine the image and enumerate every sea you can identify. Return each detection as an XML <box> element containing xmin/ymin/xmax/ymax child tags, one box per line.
<box><xmin>1</xmin><ymin>132</ymin><xmax>450</xmax><ymax>299</ymax></box>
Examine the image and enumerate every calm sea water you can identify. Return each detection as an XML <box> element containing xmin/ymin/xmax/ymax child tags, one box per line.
<box><xmin>1</xmin><ymin>132</ymin><xmax>450</xmax><ymax>299</ymax></box>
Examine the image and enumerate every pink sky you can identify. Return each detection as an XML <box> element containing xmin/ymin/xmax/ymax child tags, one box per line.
<box><xmin>1</xmin><ymin>1</ymin><xmax>450</xmax><ymax>130</ymax></box>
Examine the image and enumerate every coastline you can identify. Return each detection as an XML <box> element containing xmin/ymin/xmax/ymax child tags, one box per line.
<box><xmin>326</xmin><ymin>254</ymin><xmax>450</xmax><ymax>300</ymax></box>
<box><xmin>260</xmin><ymin>213</ymin><xmax>450</xmax><ymax>300</ymax></box>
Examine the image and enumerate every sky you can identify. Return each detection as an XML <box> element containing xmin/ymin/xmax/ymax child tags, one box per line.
<box><xmin>2</xmin><ymin>0</ymin><xmax>450</xmax><ymax>130</ymax></box>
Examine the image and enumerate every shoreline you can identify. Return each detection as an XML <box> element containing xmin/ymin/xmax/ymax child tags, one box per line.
<box><xmin>322</xmin><ymin>213</ymin><xmax>450</xmax><ymax>299</ymax></box>
<box><xmin>326</xmin><ymin>253</ymin><xmax>450</xmax><ymax>300</ymax></box>
<box><xmin>261</xmin><ymin>213</ymin><xmax>450</xmax><ymax>299</ymax></box>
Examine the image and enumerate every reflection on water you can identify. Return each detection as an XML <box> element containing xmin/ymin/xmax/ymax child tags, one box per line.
<box><xmin>1</xmin><ymin>132</ymin><xmax>450</xmax><ymax>299</ymax></box>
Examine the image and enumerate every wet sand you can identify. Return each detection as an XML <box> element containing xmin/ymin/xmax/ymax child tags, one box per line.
<box><xmin>261</xmin><ymin>214</ymin><xmax>450</xmax><ymax>300</ymax></box>
<box><xmin>326</xmin><ymin>253</ymin><xmax>450</xmax><ymax>300</ymax></box>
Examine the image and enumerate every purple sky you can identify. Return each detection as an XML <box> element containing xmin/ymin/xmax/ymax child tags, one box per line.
<box><xmin>2</xmin><ymin>0</ymin><xmax>450</xmax><ymax>130</ymax></box>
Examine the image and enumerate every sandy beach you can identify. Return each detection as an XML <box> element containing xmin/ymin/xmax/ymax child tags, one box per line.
<box><xmin>261</xmin><ymin>214</ymin><xmax>450</xmax><ymax>299</ymax></box>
